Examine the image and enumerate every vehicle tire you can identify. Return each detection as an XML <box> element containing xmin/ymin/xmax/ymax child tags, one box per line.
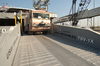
<box><xmin>27</xmin><ymin>24</ymin><xmax>33</xmax><ymax>35</ymax></box>
<box><xmin>24</xmin><ymin>31</ymin><xmax>28</xmax><ymax>34</ymax></box>
<box><xmin>43</xmin><ymin>31</ymin><xmax>47</xmax><ymax>34</ymax></box>
<box><xmin>28</xmin><ymin>31</ymin><xmax>33</xmax><ymax>35</ymax></box>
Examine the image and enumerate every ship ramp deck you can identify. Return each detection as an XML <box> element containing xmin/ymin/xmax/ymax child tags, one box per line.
<box><xmin>12</xmin><ymin>34</ymin><xmax>100</xmax><ymax>66</ymax></box>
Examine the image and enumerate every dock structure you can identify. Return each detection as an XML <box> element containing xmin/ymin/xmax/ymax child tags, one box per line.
<box><xmin>0</xmin><ymin>2</ymin><xmax>100</xmax><ymax>66</ymax></box>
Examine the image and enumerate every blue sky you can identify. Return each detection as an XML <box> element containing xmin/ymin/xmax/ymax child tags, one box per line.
<box><xmin>0</xmin><ymin>0</ymin><xmax>100</xmax><ymax>18</ymax></box>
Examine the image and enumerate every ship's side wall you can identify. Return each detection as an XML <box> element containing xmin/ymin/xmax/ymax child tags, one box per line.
<box><xmin>53</xmin><ymin>25</ymin><xmax>100</xmax><ymax>50</ymax></box>
<box><xmin>0</xmin><ymin>23</ymin><xmax>21</xmax><ymax>66</ymax></box>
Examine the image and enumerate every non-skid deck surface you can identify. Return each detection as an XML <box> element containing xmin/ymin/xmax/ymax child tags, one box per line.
<box><xmin>12</xmin><ymin>34</ymin><xmax>100</xmax><ymax>66</ymax></box>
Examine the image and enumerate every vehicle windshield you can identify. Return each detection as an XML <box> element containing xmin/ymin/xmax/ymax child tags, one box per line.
<box><xmin>33</xmin><ymin>13</ymin><xmax>49</xmax><ymax>19</ymax></box>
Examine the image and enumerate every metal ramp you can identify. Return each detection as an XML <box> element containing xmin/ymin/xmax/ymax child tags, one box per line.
<box><xmin>12</xmin><ymin>34</ymin><xmax>99</xmax><ymax>66</ymax></box>
<box><xmin>12</xmin><ymin>35</ymin><xmax>63</xmax><ymax>66</ymax></box>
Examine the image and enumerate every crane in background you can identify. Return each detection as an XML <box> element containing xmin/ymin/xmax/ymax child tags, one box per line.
<box><xmin>54</xmin><ymin>0</ymin><xmax>91</xmax><ymax>26</ymax></box>
<box><xmin>33</xmin><ymin>0</ymin><xmax>50</xmax><ymax>12</ymax></box>
<box><xmin>70</xmin><ymin>0</ymin><xmax>91</xmax><ymax>26</ymax></box>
